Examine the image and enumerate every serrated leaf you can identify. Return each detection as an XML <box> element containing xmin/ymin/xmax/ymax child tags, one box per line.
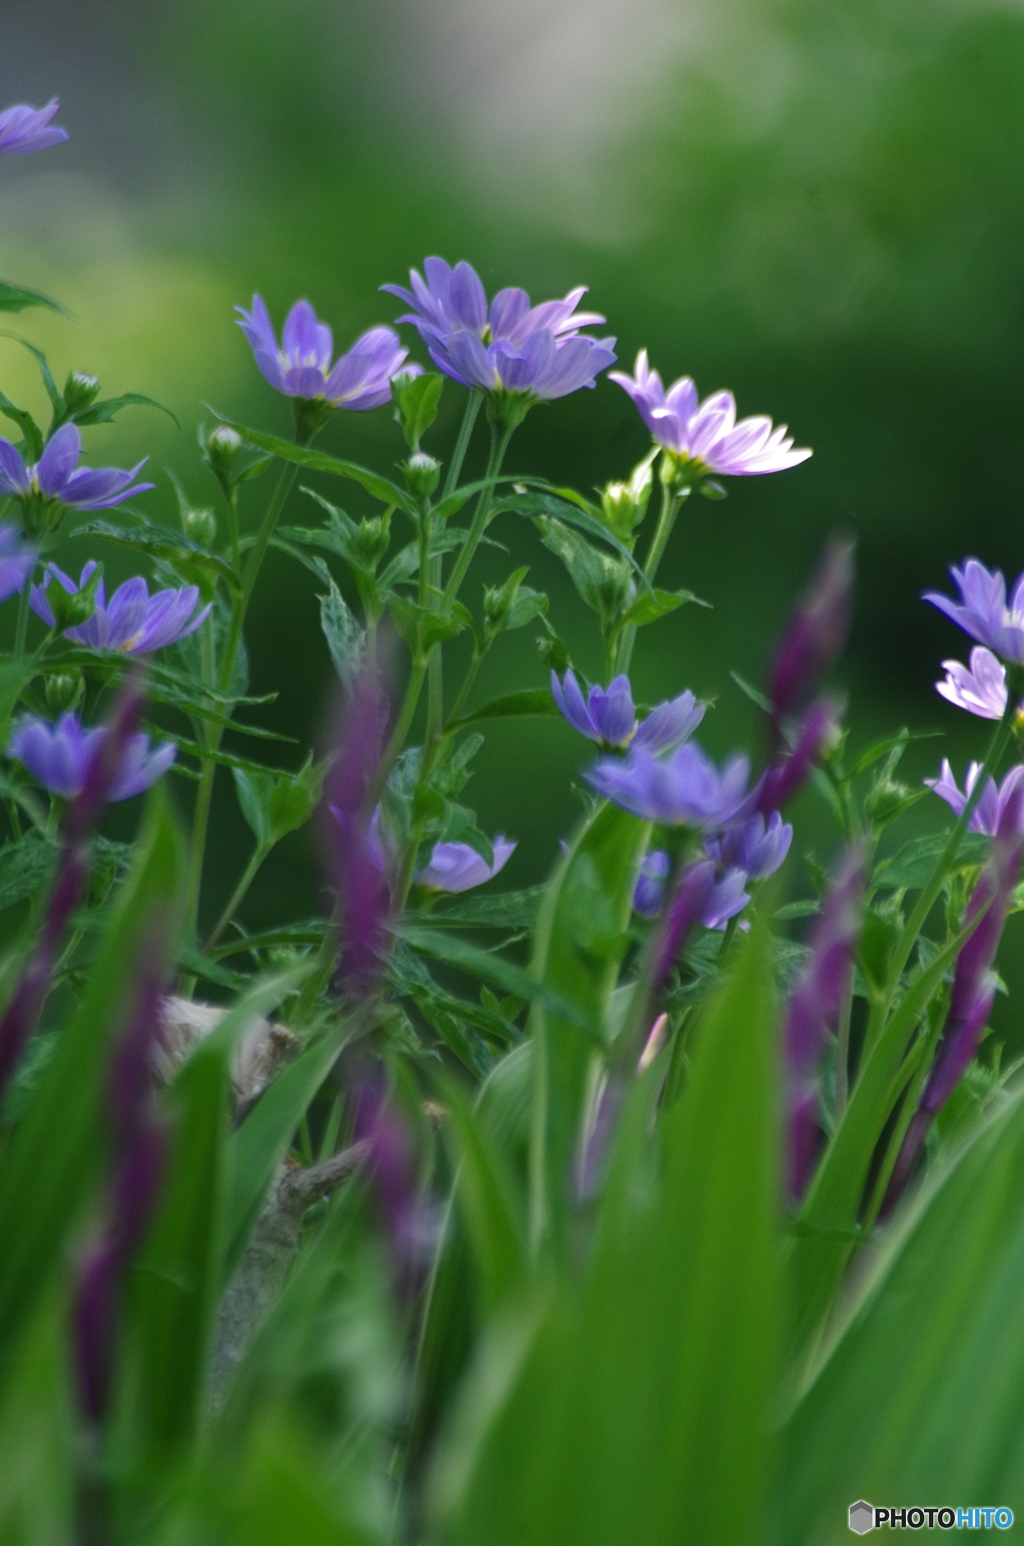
<box><xmin>75</xmin><ymin>517</ymin><xmax>236</xmax><ymax>589</ymax></box>
<box><xmin>501</xmin><ymin>488</ymin><xmax>652</xmax><ymax>594</ymax></box>
<box><xmin>0</xmin><ymin>829</ymin><xmax>58</xmax><ymax>913</ymax></box>
<box><xmin>874</xmin><ymin>830</ymin><xmax>989</xmax><ymax>891</ymax></box>
<box><xmin>389</xmin><ymin>597</ymin><xmax>465</xmax><ymax>656</ymax></box>
<box><xmin>448</xmin><ymin>689</ymin><xmax>559</xmax><ymax>731</ymax></box>
<box><xmin>211</xmin><ymin>413</ymin><xmax>412</xmax><ymax>512</ymax></box>
<box><xmin>318</xmin><ymin>574</ymin><xmax>365</xmax><ymax>687</ymax></box>
<box><xmin>417</xmin><ymin>886</ymin><xmax>546</xmax><ymax>930</ymax></box>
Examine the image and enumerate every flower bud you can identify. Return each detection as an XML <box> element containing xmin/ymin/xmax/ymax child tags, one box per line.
<box><xmin>403</xmin><ymin>452</ymin><xmax>441</xmax><ymax>500</ymax></box>
<box><xmin>601</xmin><ymin>482</ymin><xmax>638</xmax><ymax>537</ymax></box>
<box><xmin>45</xmin><ymin>670</ymin><xmax>84</xmax><ymax>715</ymax></box>
<box><xmin>203</xmin><ymin>424</ymin><xmax>242</xmax><ymax>478</ymax></box>
<box><xmin>45</xmin><ymin>566</ymin><xmax>102</xmax><ymax>632</ymax></box>
<box><xmin>62</xmin><ymin>371</ymin><xmax>100</xmax><ymax>415</ymax></box>
<box><xmin>354</xmin><ymin>513</ymin><xmax>391</xmax><ymax>571</ymax></box>
<box><xmin>183</xmin><ymin>505</ymin><xmax>217</xmax><ymax>549</ymax></box>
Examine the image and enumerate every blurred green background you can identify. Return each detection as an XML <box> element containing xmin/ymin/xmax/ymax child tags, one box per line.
<box><xmin>3</xmin><ymin>0</ymin><xmax>1024</xmax><ymax>1008</ymax></box>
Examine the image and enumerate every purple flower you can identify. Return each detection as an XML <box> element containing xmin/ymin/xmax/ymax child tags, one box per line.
<box><xmin>586</xmin><ymin>740</ymin><xmax>752</xmax><ymax>828</ymax></box>
<box><xmin>325</xmin><ymin>677</ymin><xmax>393</xmax><ymax>989</ymax></box>
<box><xmin>383</xmin><ymin>257</ymin><xmax>616</xmax><ymax>401</ymax></box>
<box><xmin>767</xmin><ymin>538</ymin><xmax>854</xmax><ymax>725</ymax></box>
<box><xmin>924</xmin><ymin>558</ymin><xmax>1024</xmax><ymax>664</ymax></box>
<box><xmin>936</xmin><ymin>646</ymin><xmax>1010</xmax><ymax>721</ymax></box>
<box><xmin>0</xmin><ymin>98</ymin><xmax>68</xmax><ymax>156</ymax></box>
<box><xmin>0</xmin><ymin>521</ymin><xmax>38</xmax><ymax>601</ymax></box>
<box><xmin>551</xmin><ymin>668</ymin><xmax>704</xmax><ymax>753</ymax></box>
<box><xmin>784</xmin><ymin>846</ymin><xmax>865</xmax><ymax>1199</ymax></box>
<box><xmin>706</xmin><ymin>810</ymin><xmax>793</xmax><ymax>879</ymax></box>
<box><xmin>609</xmin><ymin>351</ymin><xmax>811</xmax><ymax>476</ymax></box>
<box><xmin>416</xmin><ymin>836</ymin><xmax>515</xmax><ymax>893</ymax></box>
<box><xmin>633</xmin><ymin>850</ymin><xmax>671</xmax><ymax>917</ymax></box>
<box><xmin>0</xmin><ymin>423</ymin><xmax>152</xmax><ymax>518</ymax></box>
<box><xmin>236</xmin><ymin>295</ymin><xmax>410</xmax><ymax>408</ymax></box>
<box><xmin>925</xmin><ymin>759</ymin><xmax>1024</xmax><ymax>836</ymax></box>
<box><xmin>756</xmin><ymin>698</ymin><xmax>838</xmax><ymax>815</ymax></box>
<box><xmin>8</xmin><ymin>712</ymin><xmax>176</xmax><ymax>801</ymax></box>
<box><xmin>31</xmin><ymin>561</ymin><xmax>211</xmax><ymax>653</ymax></box>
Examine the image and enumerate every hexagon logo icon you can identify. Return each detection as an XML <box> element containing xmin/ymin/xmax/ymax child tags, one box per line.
<box><xmin>848</xmin><ymin>1500</ymin><xmax>874</xmax><ymax>1534</ymax></box>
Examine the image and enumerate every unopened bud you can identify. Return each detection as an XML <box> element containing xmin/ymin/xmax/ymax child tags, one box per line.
<box><xmin>63</xmin><ymin>372</ymin><xmax>100</xmax><ymax>414</ymax></box>
<box><xmin>45</xmin><ymin>670</ymin><xmax>84</xmax><ymax>714</ymax></box>
<box><xmin>600</xmin><ymin>482</ymin><xmax>637</xmax><ymax>537</ymax></box>
<box><xmin>204</xmin><ymin>424</ymin><xmax>242</xmax><ymax>477</ymax></box>
<box><xmin>403</xmin><ymin>452</ymin><xmax>441</xmax><ymax>499</ymax></box>
<box><xmin>864</xmin><ymin>776</ymin><xmax>915</xmax><ymax>827</ymax></box>
<box><xmin>354</xmin><ymin>513</ymin><xmax>391</xmax><ymax>570</ymax></box>
<box><xmin>768</xmin><ymin>537</ymin><xmax>855</xmax><ymax>726</ymax></box>
<box><xmin>45</xmin><ymin>568</ymin><xmax>102</xmax><ymax>633</ymax></box>
<box><xmin>183</xmin><ymin>506</ymin><xmax>217</xmax><ymax>549</ymax></box>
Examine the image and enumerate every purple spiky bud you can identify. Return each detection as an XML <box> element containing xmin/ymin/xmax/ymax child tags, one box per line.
<box><xmin>768</xmin><ymin>537</ymin><xmax>854</xmax><ymax>726</ymax></box>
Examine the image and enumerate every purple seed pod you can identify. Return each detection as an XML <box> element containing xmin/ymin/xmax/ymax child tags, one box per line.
<box><xmin>783</xmin><ymin>845</ymin><xmax>865</xmax><ymax>1200</ymax></box>
<box><xmin>883</xmin><ymin>784</ymin><xmax>1024</xmax><ymax>1214</ymax></box>
<box><xmin>768</xmin><ymin>537</ymin><xmax>855</xmax><ymax>726</ymax></box>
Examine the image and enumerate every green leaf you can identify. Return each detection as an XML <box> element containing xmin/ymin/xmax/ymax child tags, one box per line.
<box><xmin>0</xmin><ymin>335</ymin><xmax>61</xmax><ymax>410</ymax></box>
<box><xmin>730</xmin><ymin>669</ymin><xmax>772</xmax><ymax>713</ymax></box>
<box><xmin>128</xmin><ymin>1026</ymin><xmax>228</xmax><ymax>1457</ymax></box>
<box><xmin>441</xmin><ymin>925</ymin><xmax>779</xmax><ymax>1546</ymax></box>
<box><xmin>418</xmin><ymin>886</ymin><xmax>546</xmax><ymax>931</ymax></box>
<box><xmin>74</xmin><ymin>517</ymin><xmax>236</xmax><ymax>589</ymax></box>
<box><xmin>0</xmin><ymin>390</ymin><xmax>42</xmax><ymax>461</ymax></box>
<box><xmin>232</xmin><ymin>762</ymin><xmax>321</xmax><ymax>850</ymax></box>
<box><xmin>782</xmin><ymin>1085</ymin><xmax>1024</xmax><ymax>1538</ymax></box>
<box><xmin>225</xmin><ymin>1013</ymin><xmax>351</xmax><ymax>1274</ymax></box>
<box><xmin>0</xmin><ymin>794</ymin><xmax>182</xmax><ymax>1356</ymax></box>
<box><xmin>615</xmin><ymin>585</ymin><xmax>706</xmax><ymax>631</ymax></box>
<box><xmin>398</xmin><ymin>923</ymin><xmax>585</xmax><ymax>1028</ymax></box>
<box><xmin>528</xmin><ymin>801</ymin><xmax>651</xmax><ymax>1252</ymax></box>
<box><xmin>0</xmin><ymin>830</ymin><xmax>58</xmax><ymax>913</ymax></box>
<box><xmin>501</xmin><ymin>489</ymin><xmax>653</xmax><ymax>594</ymax></box>
<box><xmin>389</xmin><ymin>597</ymin><xmax>465</xmax><ymax>656</ymax></box>
<box><xmin>874</xmin><ymin>829</ymin><xmax>989</xmax><ymax>890</ymax></box>
<box><xmin>0</xmin><ymin>662</ymin><xmax>39</xmax><ymax>753</ymax></box>
<box><xmin>0</xmin><ymin>282</ymin><xmax>69</xmax><ymax>317</ymax></box>
<box><xmin>393</xmin><ymin>371</ymin><xmax>444</xmax><ymax>451</ymax></box>
<box><xmin>319</xmin><ymin>573</ymin><xmax>366</xmax><ymax>686</ymax></box>
<box><xmin>442</xmin><ymin>1076</ymin><xmax>525</xmax><ymax>1315</ymax></box>
<box><xmin>73</xmin><ymin>391</ymin><xmax>178</xmax><ymax>429</ymax></box>
<box><xmin>211</xmin><ymin>414</ymin><xmax>412</xmax><ymax>512</ymax></box>
<box><xmin>448</xmin><ymin>689</ymin><xmax>559</xmax><ymax>731</ymax></box>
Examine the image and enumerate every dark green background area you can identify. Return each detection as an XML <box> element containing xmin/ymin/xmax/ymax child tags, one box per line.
<box><xmin>3</xmin><ymin>0</ymin><xmax>1024</xmax><ymax>1024</ymax></box>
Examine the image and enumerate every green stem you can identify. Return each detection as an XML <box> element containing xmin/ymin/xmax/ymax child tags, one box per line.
<box><xmin>442</xmin><ymin>391</ymin><xmax>482</xmax><ymax>501</ymax></box>
<box><xmin>206</xmin><ymin>843</ymin><xmax>270</xmax><ymax>950</ymax></box>
<box><xmin>14</xmin><ymin>572</ymin><xmax>32</xmax><ymax>659</ymax></box>
<box><xmin>833</xmin><ymin>982</ymin><xmax>854</xmax><ymax>1117</ymax></box>
<box><xmin>614</xmin><ymin>485</ymin><xmax>686</xmax><ymax>675</ymax></box>
<box><xmin>444</xmin><ymin>646</ymin><xmax>486</xmax><ymax>731</ymax></box>
<box><xmin>439</xmin><ymin>424</ymin><xmax>513</xmax><ymax>614</ymax></box>
<box><xmin>227</xmin><ymin>484</ymin><xmax>241</xmax><ymax>576</ymax></box>
<box><xmin>369</xmin><ymin>659</ymin><xmax>428</xmax><ymax>808</ymax></box>
<box><xmin>184</xmin><ymin>445</ymin><xmax>306</xmax><ymax>943</ymax></box>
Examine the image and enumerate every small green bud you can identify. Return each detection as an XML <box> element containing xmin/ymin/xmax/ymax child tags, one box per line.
<box><xmin>204</xmin><ymin>424</ymin><xmax>242</xmax><ymax>477</ymax></box>
<box><xmin>45</xmin><ymin>566</ymin><xmax>103</xmax><ymax>632</ymax></box>
<box><xmin>353</xmin><ymin>512</ymin><xmax>391</xmax><ymax>571</ymax></box>
<box><xmin>864</xmin><ymin>775</ymin><xmax>916</xmax><ymax>828</ymax></box>
<box><xmin>45</xmin><ymin>669</ymin><xmax>84</xmax><ymax>714</ymax></box>
<box><xmin>183</xmin><ymin>505</ymin><xmax>217</xmax><ymax>548</ymax></box>
<box><xmin>600</xmin><ymin>482</ymin><xmax>636</xmax><ymax>536</ymax></box>
<box><xmin>62</xmin><ymin>371</ymin><xmax>100</xmax><ymax>414</ymax></box>
<box><xmin>403</xmin><ymin>452</ymin><xmax>441</xmax><ymax>499</ymax></box>
<box><xmin>537</xmin><ymin>635</ymin><xmax>571</xmax><ymax>675</ymax></box>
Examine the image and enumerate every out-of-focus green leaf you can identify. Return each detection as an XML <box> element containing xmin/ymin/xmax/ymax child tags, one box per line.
<box><xmin>502</xmin><ymin>489</ymin><xmax>652</xmax><ymax>592</ymax></box>
<box><xmin>73</xmin><ymin>391</ymin><xmax>178</xmax><ymax>429</ymax></box>
<box><xmin>527</xmin><ymin>801</ymin><xmax>649</xmax><ymax>1254</ymax></box>
<box><xmin>873</xmin><ymin>829</ymin><xmax>989</xmax><ymax>890</ymax></box>
<box><xmin>417</xmin><ymin>886</ymin><xmax>546</xmax><ymax>930</ymax></box>
<box><xmin>128</xmin><ymin>1026</ymin><xmax>228</xmax><ymax>1458</ymax></box>
<box><xmin>448</xmin><ymin>689</ymin><xmax>558</xmax><ymax>730</ymax></box>
<box><xmin>398</xmin><ymin>922</ymin><xmax>587</xmax><ymax>1028</ymax></box>
<box><xmin>0</xmin><ymin>281</ymin><xmax>69</xmax><ymax>317</ymax></box>
<box><xmin>782</xmin><ymin>1082</ymin><xmax>1024</xmax><ymax>1538</ymax></box>
<box><xmin>442</xmin><ymin>1077</ymin><xmax>526</xmax><ymax>1316</ymax></box>
<box><xmin>75</xmin><ymin>517</ymin><xmax>235</xmax><ymax>588</ymax></box>
<box><xmin>319</xmin><ymin>573</ymin><xmax>366</xmax><ymax>686</ymax></box>
<box><xmin>0</xmin><ymin>794</ymin><xmax>182</xmax><ymax>1358</ymax></box>
<box><xmin>439</xmin><ymin>923</ymin><xmax>779</xmax><ymax>1546</ymax></box>
<box><xmin>0</xmin><ymin>829</ymin><xmax>57</xmax><ymax>913</ymax></box>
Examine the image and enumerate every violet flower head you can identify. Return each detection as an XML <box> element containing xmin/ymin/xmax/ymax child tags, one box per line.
<box><xmin>609</xmin><ymin>350</ymin><xmax>812</xmax><ymax>476</ymax></box>
<box><xmin>416</xmin><ymin>837</ymin><xmax>516</xmax><ymax>893</ymax></box>
<box><xmin>0</xmin><ymin>424</ymin><xmax>152</xmax><ymax>523</ymax></box>
<box><xmin>706</xmin><ymin>810</ymin><xmax>793</xmax><ymax>880</ymax></box>
<box><xmin>925</xmin><ymin>759</ymin><xmax>1024</xmax><ymax>837</ymax></box>
<box><xmin>924</xmin><ymin>558</ymin><xmax>1024</xmax><ymax>664</ymax></box>
<box><xmin>551</xmin><ymin>668</ymin><xmax>704</xmax><ymax>753</ymax></box>
<box><xmin>936</xmin><ymin>646</ymin><xmax>1011</xmax><ymax>721</ymax></box>
<box><xmin>633</xmin><ymin>850</ymin><xmax>671</xmax><ymax>917</ymax></box>
<box><xmin>0</xmin><ymin>522</ymin><xmax>38</xmax><ymax>602</ymax></box>
<box><xmin>767</xmin><ymin>537</ymin><xmax>855</xmax><ymax>724</ymax></box>
<box><xmin>236</xmin><ymin>295</ymin><xmax>410</xmax><ymax>408</ymax></box>
<box><xmin>8</xmin><ymin>712</ymin><xmax>176</xmax><ymax>801</ymax></box>
<box><xmin>0</xmin><ymin>98</ymin><xmax>68</xmax><ymax>156</ymax></box>
<box><xmin>383</xmin><ymin>257</ymin><xmax>616</xmax><ymax>402</ymax></box>
<box><xmin>352</xmin><ymin>1074</ymin><xmax>433</xmax><ymax>1282</ymax></box>
<box><xmin>31</xmin><ymin>561</ymin><xmax>211</xmax><ymax>654</ymax></box>
<box><xmin>586</xmin><ymin>739</ymin><xmax>751</xmax><ymax>828</ymax></box>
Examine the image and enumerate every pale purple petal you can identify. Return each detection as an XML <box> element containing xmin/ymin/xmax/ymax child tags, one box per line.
<box><xmin>0</xmin><ymin>440</ymin><xmax>30</xmax><ymax>496</ymax></box>
<box><xmin>551</xmin><ymin>669</ymin><xmax>600</xmax><ymax>741</ymax></box>
<box><xmin>34</xmin><ymin>423</ymin><xmax>82</xmax><ymax>498</ymax></box>
<box><xmin>632</xmin><ymin>690</ymin><xmax>705</xmax><ymax>754</ymax></box>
